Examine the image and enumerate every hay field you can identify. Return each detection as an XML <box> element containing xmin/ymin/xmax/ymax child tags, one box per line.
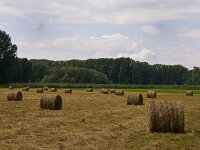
<box><xmin>0</xmin><ymin>88</ymin><xmax>200</xmax><ymax>149</ymax></box>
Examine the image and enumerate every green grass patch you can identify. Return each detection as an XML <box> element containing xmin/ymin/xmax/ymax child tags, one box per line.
<box><xmin>4</xmin><ymin>83</ymin><xmax>200</xmax><ymax>90</ymax></box>
<box><xmin>124</xmin><ymin>89</ymin><xmax>200</xmax><ymax>94</ymax></box>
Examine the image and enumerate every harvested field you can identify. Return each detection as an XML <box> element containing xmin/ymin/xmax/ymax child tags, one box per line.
<box><xmin>0</xmin><ymin>88</ymin><xmax>200</xmax><ymax>149</ymax></box>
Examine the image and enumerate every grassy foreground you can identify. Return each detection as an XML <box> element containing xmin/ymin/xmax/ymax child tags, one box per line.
<box><xmin>0</xmin><ymin>88</ymin><xmax>200</xmax><ymax>149</ymax></box>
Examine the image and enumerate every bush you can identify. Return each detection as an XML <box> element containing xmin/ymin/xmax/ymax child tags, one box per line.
<box><xmin>41</xmin><ymin>67</ymin><xmax>110</xmax><ymax>84</ymax></box>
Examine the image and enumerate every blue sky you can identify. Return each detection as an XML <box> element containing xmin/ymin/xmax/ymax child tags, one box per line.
<box><xmin>0</xmin><ymin>0</ymin><xmax>200</xmax><ymax>69</ymax></box>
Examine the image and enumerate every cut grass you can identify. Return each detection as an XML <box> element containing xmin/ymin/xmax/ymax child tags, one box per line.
<box><xmin>0</xmin><ymin>88</ymin><xmax>200</xmax><ymax>149</ymax></box>
<box><xmin>124</xmin><ymin>88</ymin><xmax>200</xmax><ymax>94</ymax></box>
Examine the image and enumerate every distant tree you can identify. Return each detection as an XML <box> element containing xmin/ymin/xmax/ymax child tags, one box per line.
<box><xmin>0</xmin><ymin>30</ymin><xmax>17</xmax><ymax>83</ymax></box>
<box><xmin>170</xmin><ymin>65</ymin><xmax>190</xmax><ymax>85</ymax></box>
<box><xmin>191</xmin><ymin>67</ymin><xmax>200</xmax><ymax>84</ymax></box>
<box><xmin>31</xmin><ymin>58</ymin><xmax>195</xmax><ymax>85</ymax></box>
<box><xmin>13</xmin><ymin>57</ymin><xmax>198</xmax><ymax>85</ymax></box>
<box><xmin>30</xmin><ymin>62</ymin><xmax>48</xmax><ymax>82</ymax></box>
<box><xmin>11</xmin><ymin>58</ymin><xmax>32</xmax><ymax>83</ymax></box>
<box><xmin>132</xmin><ymin>61</ymin><xmax>150</xmax><ymax>84</ymax></box>
<box><xmin>117</xmin><ymin>58</ymin><xmax>132</xmax><ymax>84</ymax></box>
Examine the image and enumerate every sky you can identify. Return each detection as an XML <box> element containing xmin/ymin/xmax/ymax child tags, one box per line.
<box><xmin>0</xmin><ymin>0</ymin><xmax>200</xmax><ymax>69</ymax></box>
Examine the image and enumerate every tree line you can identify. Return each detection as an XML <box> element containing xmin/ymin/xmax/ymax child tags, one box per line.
<box><xmin>1</xmin><ymin>29</ymin><xmax>200</xmax><ymax>85</ymax></box>
<box><xmin>4</xmin><ymin>57</ymin><xmax>200</xmax><ymax>85</ymax></box>
<box><xmin>27</xmin><ymin>58</ymin><xmax>199</xmax><ymax>85</ymax></box>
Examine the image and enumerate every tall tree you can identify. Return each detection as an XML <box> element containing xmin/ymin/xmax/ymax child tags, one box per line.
<box><xmin>11</xmin><ymin>58</ymin><xmax>32</xmax><ymax>83</ymax></box>
<box><xmin>191</xmin><ymin>67</ymin><xmax>200</xmax><ymax>84</ymax></box>
<box><xmin>0</xmin><ymin>30</ymin><xmax>17</xmax><ymax>83</ymax></box>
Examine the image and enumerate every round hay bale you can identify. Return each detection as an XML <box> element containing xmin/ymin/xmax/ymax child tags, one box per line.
<box><xmin>162</xmin><ymin>102</ymin><xmax>171</xmax><ymax>132</ymax></box>
<box><xmin>87</xmin><ymin>88</ymin><xmax>93</xmax><ymax>92</ymax></box>
<box><xmin>37</xmin><ymin>88</ymin><xmax>44</xmax><ymax>93</ymax></box>
<box><xmin>147</xmin><ymin>91</ymin><xmax>156</xmax><ymax>98</ymax></box>
<box><xmin>127</xmin><ymin>93</ymin><xmax>143</xmax><ymax>105</ymax></box>
<box><xmin>26</xmin><ymin>86</ymin><xmax>30</xmax><ymax>90</ymax></box>
<box><xmin>186</xmin><ymin>90</ymin><xmax>193</xmax><ymax>96</ymax></box>
<box><xmin>50</xmin><ymin>88</ymin><xmax>57</xmax><ymax>92</ymax></box>
<box><xmin>22</xmin><ymin>87</ymin><xmax>29</xmax><ymax>91</ymax></box>
<box><xmin>8</xmin><ymin>86</ymin><xmax>14</xmax><ymax>89</ymax></box>
<box><xmin>7</xmin><ymin>91</ymin><xmax>22</xmax><ymax>101</ymax></box>
<box><xmin>147</xmin><ymin>101</ymin><xmax>184</xmax><ymax>133</ymax></box>
<box><xmin>147</xmin><ymin>101</ymin><xmax>156</xmax><ymax>132</ymax></box>
<box><xmin>176</xmin><ymin>102</ymin><xmax>185</xmax><ymax>133</ymax></box>
<box><xmin>110</xmin><ymin>89</ymin><xmax>116</xmax><ymax>93</ymax></box>
<box><xmin>101</xmin><ymin>89</ymin><xmax>109</xmax><ymax>94</ymax></box>
<box><xmin>40</xmin><ymin>95</ymin><xmax>62</xmax><ymax>110</ymax></box>
<box><xmin>156</xmin><ymin>101</ymin><xmax>164</xmax><ymax>132</ymax></box>
<box><xmin>65</xmin><ymin>88</ymin><xmax>72</xmax><ymax>93</ymax></box>
<box><xmin>43</xmin><ymin>87</ymin><xmax>48</xmax><ymax>91</ymax></box>
<box><xmin>115</xmin><ymin>90</ymin><xmax>124</xmax><ymax>96</ymax></box>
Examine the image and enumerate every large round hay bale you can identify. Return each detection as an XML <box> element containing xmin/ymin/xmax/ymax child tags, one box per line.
<box><xmin>115</xmin><ymin>90</ymin><xmax>124</xmax><ymax>96</ymax></box>
<box><xmin>101</xmin><ymin>89</ymin><xmax>109</xmax><ymax>94</ymax></box>
<box><xmin>22</xmin><ymin>87</ymin><xmax>29</xmax><ymax>91</ymax></box>
<box><xmin>43</xmin><ymin>87</ymin><xmax>48</xmax><ymax>91</ymax></box>
<box><xmin>186</xmin><ymin>90</ymin><xmax>193</xmax><ymax>96</ymax></box>
<box><xmin>65</xmin><ymin>88</ymin><xmax>72</xmax><ymax>93</ymax></box>
<box><xmin>147</xmin><ymin>91</ymin><xmax>156</xmax><ymax>98</ymax></box>
<box><xmin>7</xmin><ymin>91</ymin><xmax>22</xmax><ymax>101</ymax></box>
<box><xmin>50</xmin><ymin>88</ymin><xmax>57</xmax><ymax>92</ymax></box>
<box><xmin>37</xmin><ymin>88</ymin><xmax>44</xmax><ymax>93</ymax></box>
<box><xmin>8</xmin><ymin>86</ymin><xmax>14</xmax><ymax>89</ymax></box>
<box><xmin>147</xmin><ymin>101</ymin><xmax>184</xmax><ymax>133</ymax></box>
<box><xmin>176</xmin><ymin>102</ymin><xmax>185</xmax><ymax>133</ymax></box>
<box><xmin>110</xmin><ymin>89</ymin><xmax>116</xmax><ymax>93</ymax></box>
<box><xmin>127</xmin><ymin>93</ymin><xmax>143</xmax><ymax>105</ymax></box>
<box><xmin>40</xmin><ymin>95</ymin><xmax>62</xmax><ymax>110</ymax></box>
<box><xmin>87</xmin><ymin>88</ymin><xmax>93</xmax><ymax>92</ymax></box>
<box><xmin>146</xmin><ymin>100</ymin><xmax>156</xmax><ymax>133</ymax></box>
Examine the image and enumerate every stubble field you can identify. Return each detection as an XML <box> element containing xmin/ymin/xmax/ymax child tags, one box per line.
<box><xmin>0</xmin><ymin>88</ymin><xmax>200</xmax><ymax>150</ymax></box>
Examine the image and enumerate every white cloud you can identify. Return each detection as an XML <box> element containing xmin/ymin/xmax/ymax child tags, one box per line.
<box><xmin>1</xmin><ymin>0</ymin><xmax>200</xmax><ymax>68</ymax></box>
<box><xmin>182</xmin><ymin>29</ymin><xmax>200</xmax><ymax>39</ymax></box>
<box><xmin>153</xmin><ymin>45</ymin><xmax>200</xmax><ymax>69</ymax></box>
<box><xmin>0</xmin><ymin>0</ymin><xmax>200</xmax><ymax>24</ymax></box>
<box><xmin>131</xmin><ymin>49</ymin><xmax>155</xmax><ymax>60</ymax></box>
<box><xmin>14</xmin><ymin>33</ymin><xmax>153</xmax><ymax>61</ymax></box>
<box><xmin>13</xmin><ymin>33</ymin><xmax>200</xmax><ymax>68</ymax></box>
<box><xmin>118</xmin><ymin>48</ymin><xmax>155</xmax><ymax>61</ymax></box>
<box><xmin>140</xmin><ymin>25</ymin><xmax>160</xmax><ymax>34</ymax></box>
